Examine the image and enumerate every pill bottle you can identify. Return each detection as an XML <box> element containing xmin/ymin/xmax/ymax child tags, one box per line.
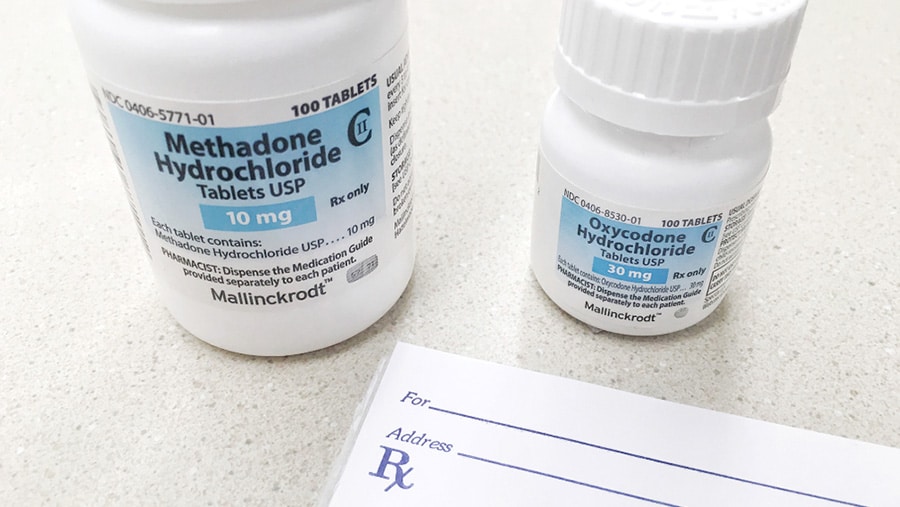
<box><xmin>531</xmin><ymin>0</ymin><xmax>808</xmax><ymax>335</ymax></box>
<box><xmin>69</xmin><ymin>0</ymin><xmax>415</xmax><ymax>355</ymax></box>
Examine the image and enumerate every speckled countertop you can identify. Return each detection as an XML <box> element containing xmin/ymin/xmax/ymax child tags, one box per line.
<box><xmin>1</xmin><ymin>0</ymin><xmax>898</xmax><ymax>505</ymax></box>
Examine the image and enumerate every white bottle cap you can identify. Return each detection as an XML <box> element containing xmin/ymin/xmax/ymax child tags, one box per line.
<box><xmin>555</xmin><ymin>0</ymin><xmax>808</xmax><ymax>136</ymax></box>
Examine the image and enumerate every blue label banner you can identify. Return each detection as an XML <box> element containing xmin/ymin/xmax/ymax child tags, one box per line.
<box><xmin>592</xmin><ymin>258</ymin><xmax>669</xmax><ymax>285</ymax></box>
<box><xmin>199</xmin><ymin>197</ymin><xmax>317</xmax><ymax>232</ymax></box>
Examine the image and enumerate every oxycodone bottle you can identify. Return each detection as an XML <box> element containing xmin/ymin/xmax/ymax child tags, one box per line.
<box><xmin>70</xmin><ymin>0</ymin><xmax>415</xmax><ymax>355</ymax></box>
<box><xmin>532</xmin><ymin>0</ymin><xmax>808</xmax><ymax>335</ymax></box>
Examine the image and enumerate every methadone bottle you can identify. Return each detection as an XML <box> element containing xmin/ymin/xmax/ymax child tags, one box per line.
<box><xmin>69</xmin><ymin>0</ymin><xmax>415</xmax><ymax>355</ymax></box>
<box><xmin>532</xmin><ymin>0</ymin><xmax>808</xmax><ymax>335</ymax></box>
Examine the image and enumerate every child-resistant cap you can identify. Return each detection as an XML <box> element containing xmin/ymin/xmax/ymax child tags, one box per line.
<box><xmin>555</xmin><ymin>0</ymin><xmax>808</xmax><ymax>136</ymax></box>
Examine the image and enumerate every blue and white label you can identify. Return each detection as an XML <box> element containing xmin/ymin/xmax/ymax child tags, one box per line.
<box><xmin>92</xmin><ymin>43</ymin><xmax>414</xmax><ymax>309</ymax></box>
<box><xmin>559</xmin><ymin>197</ymin><xmax>721</xmax><ymax>289</ymax></box>
<box><xmin>536</xmin><ymin>156</ymin><xmax>761</xmax><ymax>332</ymax></box>
<box><xmin>109</xmin><ymin>86</ymin><xmax>383</xmax><ymax>234</ymax></box>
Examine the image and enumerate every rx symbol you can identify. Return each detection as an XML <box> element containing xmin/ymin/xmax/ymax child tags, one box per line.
<box><xmin>369</xmin><ymin>446</ymin><xmax>415</xmax><ymax>492</ymax></box>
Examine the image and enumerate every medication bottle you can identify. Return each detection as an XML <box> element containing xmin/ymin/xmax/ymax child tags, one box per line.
<box><xmin>531</xmin><ymin>0</ymin><xmax>808</xmax><ymax>335</ymax></box>
<box><xmin>69</xmin><ymin>0</ymin><xmax>415</xmax><ymax>355</ymax></box>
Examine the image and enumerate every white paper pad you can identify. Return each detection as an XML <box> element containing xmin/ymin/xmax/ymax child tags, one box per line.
<box><xmin>323</xmin><ymin>343</ymin><xmax>900</xmax><ymax>506</ymax></box>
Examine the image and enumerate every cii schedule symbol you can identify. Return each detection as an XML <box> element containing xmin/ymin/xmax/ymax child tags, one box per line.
<box><xmin>348</xmin><ymin>107</ymin><xmax>373</xmax><ymax>147</ymax></box>
<box><xmin>369</xmin><ymin>446</ymin><xmax>414</xmax><ymax>492</ymax></box>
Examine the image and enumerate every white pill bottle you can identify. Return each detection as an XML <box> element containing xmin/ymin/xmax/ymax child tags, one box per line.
<box><xmin>532</xmin><ymin>0</ymin><xmax>808</xmax><ymax>335</ymax></box>
<box><xmin>70</xmin><ymin>0</ymin><xmax>415</xmax><ymax>355</ymax></box>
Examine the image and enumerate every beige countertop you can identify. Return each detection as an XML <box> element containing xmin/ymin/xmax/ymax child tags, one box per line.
<box><xmin>2</xmin><ymin>0</ymin><xmax>898</xmax><ymax>504</ymax></box>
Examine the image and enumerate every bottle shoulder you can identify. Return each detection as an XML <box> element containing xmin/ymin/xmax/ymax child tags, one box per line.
<box><xmin>69</xmin><ymin>0</ymin><xmax>408</xmax><ymax>99</ymax></box>
<box><xmin>539</xmin><ymin>90</ymin><xmax>773</xmax><ymax>210</ymax></box>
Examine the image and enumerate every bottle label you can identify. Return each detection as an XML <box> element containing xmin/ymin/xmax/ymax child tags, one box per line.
<box><xmin>536</xmin><ymin>154</ymin><xmax>760</xmax><ymax>331</ymax></box>
<box><xmin>89</xmin><ymin>41</ymin><xmax>413</xmax><ymax>311</ymax></box>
